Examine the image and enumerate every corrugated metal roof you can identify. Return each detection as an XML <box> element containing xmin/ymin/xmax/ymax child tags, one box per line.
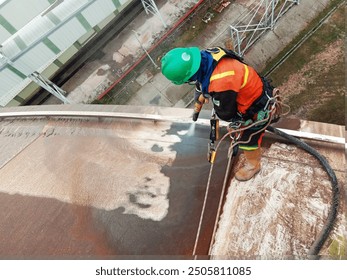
<box><xmin>19</xmin><ymin>43</ymin><xmax>56</xmax><ymax>74</ymax></box>
<box><xmin>82</xmin><ymin>0</ymin><xmax>119</xmax><ymax>27</ymax></box>
<box><xmin>0</xmin><ymin>0</ymin><xmax>52</xmax><ymax>42</ymax></box>
<box><xmin>0</xmin><ymin>67</ymin><xmax>23</xmax><ymax>93</ymax></box>
<box><xmin>0</xmin><ymin>0</ymin><xmax>133</xmax><ymax>106</ymax></box>
<box><xmin>19</xmin><ymin>17</ymin><xmax>55</xmax><ymax>47</ymax></box>
<box><xmin>49</xmin><ymin>18</ymin><xmax>87</xmax><ymax>50</ymax></box>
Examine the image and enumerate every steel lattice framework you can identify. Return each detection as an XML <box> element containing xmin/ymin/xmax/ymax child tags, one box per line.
<box><xmin>230</xmin><ymin>0</ymin><xmax>300</xmax><ymax>56</ymax></box>
<box><xmin>141</xmin><ymin>0</ymin><xmax>166</xmax><ymax>27</ymax></box>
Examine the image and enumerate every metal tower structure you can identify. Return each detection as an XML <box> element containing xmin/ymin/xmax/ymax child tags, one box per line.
<box><xmin>0</xmin><ymin>51</ymin><xmax>71</xmax><ymax>104</ymax></box>
<box><xmin>230</xmin><ymin>0</ymin><xmax>300</xmax><ymax>56</ymax></box>
<box><xmin>28</xmin><ymin>72</ymin><xmax>70</xmax><ymax>104</ymax></box>
<box><xmin>141</xmin><ymin>0</ymin><xmax>167</xmax><ymax>28</ymax></box>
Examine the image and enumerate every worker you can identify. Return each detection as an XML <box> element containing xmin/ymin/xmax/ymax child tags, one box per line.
<box><xmin>161</xmin><ymin>46</ymin><xmax>276</xmax><ymax>181</ymax></box>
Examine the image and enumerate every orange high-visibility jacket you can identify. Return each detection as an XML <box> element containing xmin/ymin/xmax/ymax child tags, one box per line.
<box><xmin>208</xmin><ymin>56</ymin><xmax>263</xmax><ymax>121</ymax></box>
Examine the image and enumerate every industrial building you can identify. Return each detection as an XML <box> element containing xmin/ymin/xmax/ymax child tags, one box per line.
<box><xmin>0</xmin><ymin>0</ymin><xmax>137</xmax><ymax>106</ymax></box>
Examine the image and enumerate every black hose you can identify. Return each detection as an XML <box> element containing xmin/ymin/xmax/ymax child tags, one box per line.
<box><xmin>266</xmin><ymin>125</ymin><xmax>339</xmax><ymax>259</ymax></box>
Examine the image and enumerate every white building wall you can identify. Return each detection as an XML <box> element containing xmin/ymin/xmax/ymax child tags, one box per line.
<box><xmin>82</xmin><ymin>0</ymin><xmax>117</xmax><ymax>27</ymax></box>
<box><xmin>0</xmin><ymin>24</ymin><xmax>10</xmax><ymax>41</ymax></box>
<box><xmin>48</xmin><ymin>18</ymin><xmax>87</xmax><ymax>50</ymax></box>
<box><xmin>1</xmin><ymin>68</ymin><xmax>23</xmax><ymax>94</ymax></box>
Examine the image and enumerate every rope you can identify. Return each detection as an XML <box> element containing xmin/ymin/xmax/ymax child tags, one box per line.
<box><xmin>215</xmin><ymin>100</ymin><xmax>278</xmax><ymax>155</ymax></box>
<box><xmin>207</xmin><ymin>147</ymin><xmax>235</xmax><ymax>255</ymax></box>
<box><xmin>192</xmin><ymin>157</ymin><xmax>215</xmax><ymax>256</ymax></box>
<box><xmin>207</xmin><ymin>99</ymin><xmax>278</xmax><ymax>255</ymax></box>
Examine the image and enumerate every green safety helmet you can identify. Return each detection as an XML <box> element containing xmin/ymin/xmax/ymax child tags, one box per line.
<box><xmin>161</xmin><ymin>47</ymin><xmax>201</xmax><ymax>85</ymax></box>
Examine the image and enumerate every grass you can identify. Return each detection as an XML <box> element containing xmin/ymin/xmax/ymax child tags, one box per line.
<box><xmin>263</xmin><ymin>0</ymin><xmax>345</xmax><ymax>77</ymax></box>
<box><xmin>265</xmin><ymin>0</ymin><xmax>345</xmax><ymax>125</ymax></box>
<box><xmin>168</xmin><ymin>3</ymin><xmax>228</xmax><ymax>48</ymax></box>
<box><xmin>308</xmin><ymin>94</ymin><xmax>345</xmax><ymax>124</ymax></box>
<box><xmin>328</xmin><ymin>235</ymin><xmax>347</xmax><ymax>259</ymax></box>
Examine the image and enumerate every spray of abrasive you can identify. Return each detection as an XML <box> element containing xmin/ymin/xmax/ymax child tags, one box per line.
<box><xmin>187</xmin><ymin>122</ymin><xmax>196</xmax><ymax>136</ymax></box>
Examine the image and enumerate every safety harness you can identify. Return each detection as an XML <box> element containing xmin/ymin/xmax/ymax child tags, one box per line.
<box><xmin>207</xmin><ymin>47</ymin><xmax>245</xmax><ymax>64</ymax></box>
<box><xmin>205</xmin><ymin>47</ymin><xmax>279</xmax><ymax>162</ymax></box>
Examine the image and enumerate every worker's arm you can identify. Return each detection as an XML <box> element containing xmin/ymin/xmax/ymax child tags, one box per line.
<box><xmin>209</xmin><ymin>90</ymin><xmax>238</xmax><ymax>121</ymax></box>
<box><xmin>192</xmin><ymin>86</ymin><xmax>209</xmax><ymax>121</ymax></box>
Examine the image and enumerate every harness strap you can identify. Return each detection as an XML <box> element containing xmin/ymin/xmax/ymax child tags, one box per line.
<box><xmin>243</xmin><ymin>77</ymin><xmax>274</xmax><ymax>119</ymax></box>
<box><xmin>207</xmin><ymin>47</ymin><xmax>244</xmax><ymax>65</ymax></box>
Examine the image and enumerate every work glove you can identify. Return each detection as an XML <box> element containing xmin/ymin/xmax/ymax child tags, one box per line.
<box><xmin>192</xmin><ymin>92</ymin><xmax>209</xmax><ymax>122</ymax></box>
